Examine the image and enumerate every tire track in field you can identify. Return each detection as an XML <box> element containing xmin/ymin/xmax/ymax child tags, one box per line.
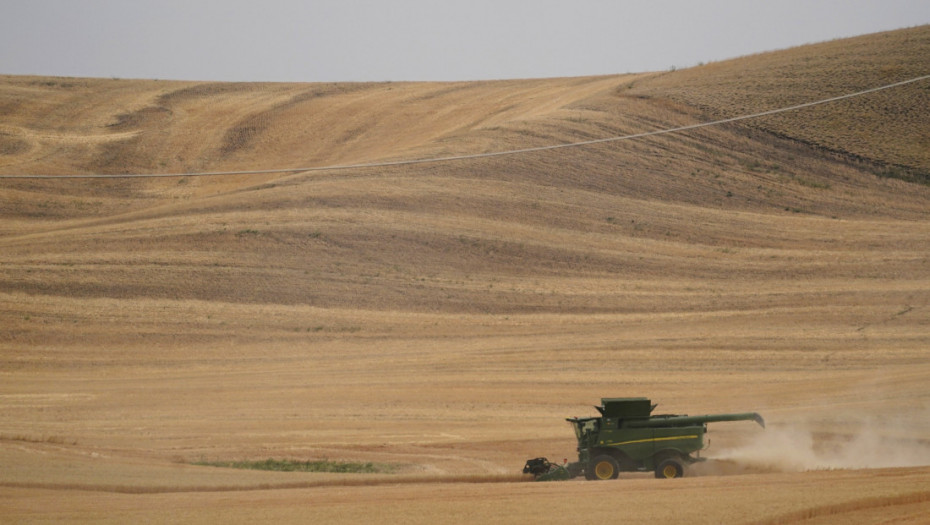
<box><xmin>0</xmin><ymin>473</ymin><xmax>528</xmax><ymax>494</ymax></box>
<box><xmin>749</xmin><ymin>490</ymin><xmax>930</xmax><ymax>525</ymax></box>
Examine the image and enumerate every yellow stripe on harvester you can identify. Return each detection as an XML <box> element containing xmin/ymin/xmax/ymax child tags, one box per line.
<box><xmin>599</xmin><ymin>435</ymin><xmax>699</xmax><ymax>446</ymax></box>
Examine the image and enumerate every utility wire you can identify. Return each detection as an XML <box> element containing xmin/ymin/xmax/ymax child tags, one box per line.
<box><xmin>3</xmin><ymin>73</ymin><xmax>929</xmax><ymax>180</ymax></box>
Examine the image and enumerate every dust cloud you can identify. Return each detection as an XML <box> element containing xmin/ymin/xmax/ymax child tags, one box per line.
<box><xmin>715</xmin><ymin>415</ymin><xmax>930</xmax><ymax>473</ymax></box>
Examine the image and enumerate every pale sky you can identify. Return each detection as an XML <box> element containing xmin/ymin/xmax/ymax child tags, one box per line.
<box><xmin>2</xmin><ymin>1</ymin><xmax>929</xmax><ymax>82</ymax></box>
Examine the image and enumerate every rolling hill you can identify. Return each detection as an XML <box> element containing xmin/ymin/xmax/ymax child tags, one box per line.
<box><xmin>1</xmin><ymin>25</ymin><xmax>930</xmax><ymax>524</ymax></box>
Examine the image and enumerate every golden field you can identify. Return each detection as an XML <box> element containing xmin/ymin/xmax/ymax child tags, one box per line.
<box><xmin>2</xmin><ymin>25</ymin><xmax>930</xmax><ymax>523</ymax></box>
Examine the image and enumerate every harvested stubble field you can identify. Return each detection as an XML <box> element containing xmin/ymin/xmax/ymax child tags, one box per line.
<box><xmin>2</xmin><ymin>25</ymin><xmax>930</xmax><ymax>524</ymax></box>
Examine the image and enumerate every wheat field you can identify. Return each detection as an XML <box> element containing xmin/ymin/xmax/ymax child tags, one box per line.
<box><xmin>2</xmin><ymin>26</ymin><xmax>930</xmax><ymax>523</ymax></box>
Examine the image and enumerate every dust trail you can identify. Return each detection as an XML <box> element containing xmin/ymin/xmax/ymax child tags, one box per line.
<box><xmin>716</xmin><ymin>414</ymin><xmax>930</xmax><ymax>472</ymax></box>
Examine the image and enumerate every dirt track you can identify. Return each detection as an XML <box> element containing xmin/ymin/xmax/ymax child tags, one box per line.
<box><xmin>2</xmin><ymin>26</ymin><xmax>930</xmax><ymax>523</ymax></box>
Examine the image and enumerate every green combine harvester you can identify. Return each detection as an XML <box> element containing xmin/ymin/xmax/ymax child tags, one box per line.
<box><xmin>524</xmin><ymin>397</ymin><xmax>764</xmax><ymax>480</ymax></box>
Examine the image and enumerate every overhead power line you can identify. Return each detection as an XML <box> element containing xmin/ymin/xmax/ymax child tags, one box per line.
<box><xmin>2</xmin><ymin>74</ymin><xmax>929</xmax><ymax>180</ymax></box>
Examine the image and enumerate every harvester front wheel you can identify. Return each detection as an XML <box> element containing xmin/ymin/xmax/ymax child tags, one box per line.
<box><xmin>588</xmin><ymin>455</ymin><xmax>620</xmax><ymax>480</ymax></box>
<box><xmin>655</xmin><ymin>458</ymin><xmax>684</xmax><ymax>479</ymax></box>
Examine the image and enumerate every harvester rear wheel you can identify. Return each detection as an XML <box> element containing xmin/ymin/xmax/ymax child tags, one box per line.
<box><xmin>655</xmin><ymin>458</ymin><xmax>684</xmax><ymax>479</ymax></box>
<box><xmin>588</xmin><ymin>455</ymin><xmax>620</xmax><ymax>480</ymax></box>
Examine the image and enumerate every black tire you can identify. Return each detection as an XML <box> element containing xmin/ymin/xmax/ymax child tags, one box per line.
<box><xmin>588</xmin><ymin>455</ymin><xmax>620</xmax><ymax>480</ymax></box>
<box><xmin>655</xmin><ymin>457</ymin><xmax>685</xmax><ymax>479</ymax></box>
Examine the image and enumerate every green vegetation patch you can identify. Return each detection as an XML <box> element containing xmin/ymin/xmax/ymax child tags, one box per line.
<box><xmin>877</xmin><ymin>165</ymin><xmax>930</xmax><ymax>186</ymax></box>
<box><xmin>193</xmin><ymin>458</ymin><xmax>395</xmax><ymax>474</ymax></box>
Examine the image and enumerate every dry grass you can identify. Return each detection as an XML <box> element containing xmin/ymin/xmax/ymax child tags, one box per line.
<box><xmin>635</xmin><ymin>25</ymin><xmax>930</xmax><ymax>178</ymax></box>
<box><xmin>2</xmin><ymin>26</ymin><xmax>930</xmax><ymax>524</ymax></box>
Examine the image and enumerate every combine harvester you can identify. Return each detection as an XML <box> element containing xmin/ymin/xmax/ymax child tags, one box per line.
<box><xmin>524</xmin><ymin>397</ymin><xmax>764</xmax><ymax>480</ymax></box>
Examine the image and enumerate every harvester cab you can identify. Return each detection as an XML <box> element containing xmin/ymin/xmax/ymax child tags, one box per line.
<box><xmin>568</xmin><ymin>417</ymin><xmax>599</xmax><ymax>444</ymax></box>
<box><xmin>524</xmin><ymin>397</ymin><xmax>764</xmax><ymax>481</ymax></box>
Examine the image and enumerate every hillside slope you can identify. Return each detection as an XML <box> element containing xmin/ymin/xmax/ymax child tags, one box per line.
<box><xmin>634</xmin><ymin>25</ymin><xmax>930</xmax><ymax>179</ymax></box>
<box><xmin>1</xmin><ymin>27</ymin><xmax>929</xmax><ymax>315</ymax></box>
<box><xmin>2</xmin><ymin>26</ymin><xmax>930</xmax><ymax>525</ymax></box>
